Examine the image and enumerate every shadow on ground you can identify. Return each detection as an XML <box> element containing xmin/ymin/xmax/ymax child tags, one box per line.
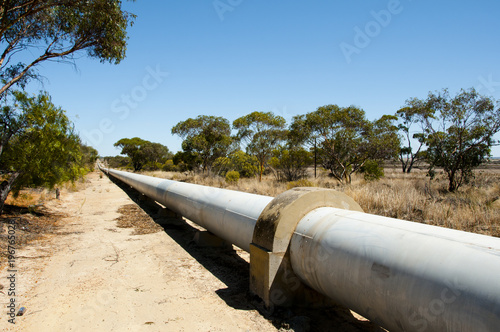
<box><xmin>107</xmin><ymin>174</ymin><xmax>386</xmax><ymax>332</ymax></box>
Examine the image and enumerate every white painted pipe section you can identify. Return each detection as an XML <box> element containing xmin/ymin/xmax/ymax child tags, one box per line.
<box><xmin>101</xmin><ymin>166</ymin><xmax>500</xmax><ymax>331</ymax></box>
<box><xmin>102</xmin><ymin>167</ymin><xmax>272</xmax><ymax>252</ymax></box>
<box><xmin>290</xmin><ymin>207</ymin><xmax>500</xmax><ymax>331</ymax></box>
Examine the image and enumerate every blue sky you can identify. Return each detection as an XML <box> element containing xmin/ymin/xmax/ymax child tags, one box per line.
<box><xmin>29</xmin><ymin>0</ymin><xmax>500</xmax><ymax>157</ymax></box>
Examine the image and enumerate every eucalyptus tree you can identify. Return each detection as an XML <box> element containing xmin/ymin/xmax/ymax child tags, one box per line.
<box><xmin>172</xmin><ymin>115</ymin><xmax>233</xmax><ymax>174</ymax></box>
<box><xmin>269</xmin><ymin>145</ymin><xmax>312</xmax><ymax>182</ymax></box>
<box><xmin>0</xmin><ymin>90</ymin><xmax>85</xmax><ymax>212</ymax></box>
<box><xmin>233</xmin><ymin>111</ymin><xmax>286</xmax><ymax>181</ymax></box>
<box><xmin>114</xmin><ymin>137</ymin><xmax>171</xmax><ymax>171</ymax></box>
<box><xmin>417</xmin><ymin>88</ymin><xmax>500</xmax><ymax>191</ymax></box>
<box><xmin>213</xmin><ymin>150</ymin><xmax>259</xmax><ymax>178</ymax></box>
<box><xmin>291</xmin><ymin>105</ymin><xmax>399</xmax><ymax>184</ymax></box>
<box><xmin>0</xmin><ymin>0</ymin><xmax>135</xmax><ymax>97</ymax></box>
<box><xmin>396</xmin><ymin>102</ymin><xmax>428</xmax><ymax>173</ymax></box>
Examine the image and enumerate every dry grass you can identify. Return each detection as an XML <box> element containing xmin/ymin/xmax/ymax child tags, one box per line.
<box><xmin>342</xmin><ymin>169</ymin><xmax>500</xmax><ymax>236</ymax></box>
<box><xmin>141</xmin><ymin>168</ymin><xmax>500</xmax><ymax>237</ymax></box>
<box><xmin>0</xmin><ymin>175</ymin><xmax>92</xmax><ymax>269</ymax></box>
<box><xmin>3</xmin><ymin>172</ymin><xmax>92</xmax><ymax>206</ymax></box>
<box><xmin>114</xmin><ymin>204</ymin><xmax>163</xmax><ymax>235</ymax></box>
<box><xmin>5</xmin><ymin>188</ymin><xmax>50</xmax><ymax>207</ymax></box>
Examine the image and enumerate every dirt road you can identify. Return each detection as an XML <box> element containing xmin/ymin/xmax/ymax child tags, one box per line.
<box><xmin>0</xmin><ymin>171</ymin><xmax>382</xmax><ymax>331</ymax></box>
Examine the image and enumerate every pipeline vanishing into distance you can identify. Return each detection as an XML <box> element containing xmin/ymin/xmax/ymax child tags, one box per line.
<box><xmin>99</xmin><ymin>165</ymin><xmax>500</xmax><ymax>332</ymax></box>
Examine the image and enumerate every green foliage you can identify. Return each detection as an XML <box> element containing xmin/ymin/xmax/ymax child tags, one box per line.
<box><xmin>225</xmin><ymin>170</ymin><xmax>240</xmax><ymax>184</ymax></box>
<box><xmin>172</xmin><ymin>115</ymin><xmax>232</xmax><ymax>173</ymax></box>
<box><xmin>103</xmin><ymin>155</ymin><xmax>130</xmax><ymax>169</ymax></box>
<box><xmin>162</xmin><ymin>159</ymin><xmax>178</xmax><ymax>172</ymax></box>
<box><xmin>0</xmin><ymin>91</ymin><xmax>85</xmax><ymax>196</ymax></box>
<box><xmin>0</xmin><ymin>96</ymin><xmax>27</xmax><ymax>152</ymax></box>
<box><xmin>292</xmin><ymin>105</ymin><xmax>399</xmax><ymax>184</ymax></box>
<box><xmin>396</xmin><ymin>102</ymin><xmax>429</xmax><ymax>173</ymax></box>
<box><xmin>80</xmin><ymin>144</ymin><xmax>99</xmax><ymax>169</ymax></box>
<box><xmin>172</xmin><ymin>151</ymin><xmax>201</xmax><ymax>172</ymax></box>
<box><xmin>370</xmin><ymin>114</ymin><xmax>400</xmax><ymax>161</ymax></box>
<box><xmin>360</xmin><ymin>160</ymin><xmax>385</xmax><ymax>181</ymax></box>
<box><xmin>114</xmin><ymin>137</ymin><xmax>171</xmax><ymax>171</ymax></box>
<box><xmin>288</xmin><ymin>115</ymin><xmax>313</xmax><ymax>146</ymax></box>
<box><xmin>269</xmin><ymin>146</ymin><xmax>312</xmax><ymax>182</ymax></box>
<box><xmin>233</xmin><ymin>111</ymin><xmax>286</xmax><ymax>181</ymax></box>
<box><xmin>416</xmin><ymin>88</ymin><xmax>500</xmax><ymax>191</ymax></box>
<box><xmin>214</xmin><ymin>150</ymin><xmax>258</xmax><ymax>178</ymax></box>
<box><xmin>0</xmin><ymin>0</ymin><xmax>136</xmax><ymax>97</ymax></box>
<box><xmin>144</xmin><ymin>161</ymin><xmax>163</xmax><ymax>171</ymax></box>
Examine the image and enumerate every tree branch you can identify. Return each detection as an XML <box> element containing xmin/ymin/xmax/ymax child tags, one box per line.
<box><xmin>0</xmin><ymin>1</ymin><xmax>76</xmax><ymax>39</ymax></box>
<box><xmin>0</xmin><ymin>32</ymin><xmax>94</xmax><ymax>95</ymax></box>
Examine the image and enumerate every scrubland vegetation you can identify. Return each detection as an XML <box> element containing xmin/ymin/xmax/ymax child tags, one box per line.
<box><xmin>103</xmin><ymin>88</ymin><xmax>500</xmax><ymax>238</ymax></box>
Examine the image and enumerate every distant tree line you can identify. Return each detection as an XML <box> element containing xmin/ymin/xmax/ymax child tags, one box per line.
<box><xmin>161</xmin><ymin>87</ymin><xmax>499</xmax><ymax>192</ymax></box>
<box><xmin>166</xmin><ymin>109</ymin><xmax>398</xmax><ymax>184</ymax></box>
<box><xmin>113</xmin><ymin>137</ymin><xmax>173</xmax><ymax>171</ymax></box>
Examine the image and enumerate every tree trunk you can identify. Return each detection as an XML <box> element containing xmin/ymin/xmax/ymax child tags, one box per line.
<box><xmin>314</xmin><ymin>138</ymin><xmax>317</xmax><ymax>178</ymax></box>
<box><xmin>0</xmin><ymin>172</ymin><xmax>20</xmax><ymax>214</ymax></box>
<box><xmin>447</xmin><ymin>170</ymin><xmax>457</xmax><ymax>192</ymax></box>
<box><xmin>406</xmin><ymin>163</ymin><xmax>413</xmax><ymax>174</ymax></box>
<box><xmin>259</xmin><ymin>162</ymin><xmax>263</xmax><ymax>182</ymax></box>
<box><xmin>407</xmin><ymin>155</ymin><xmax>417</xmax><ymax>173</ymax></box>
<box><xmin>343</xmin><ymin>170</ymin><xmax>350</xmax><ymax>184</ymax></box>
<box><xmin>400</xmin><ymin>155</ymin><xmax>406</xmax><ymax>173</ymax></box>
